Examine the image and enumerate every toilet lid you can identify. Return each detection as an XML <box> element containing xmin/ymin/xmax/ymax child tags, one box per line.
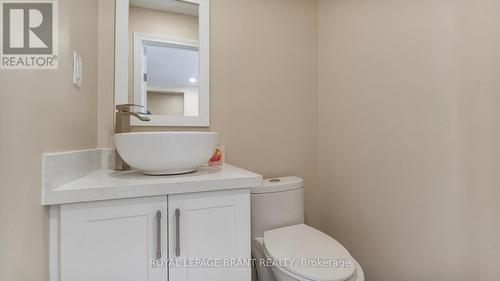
<box><xmin>263</xmin><ymin>224</ymin><xmax>356</xmax><ymax>281</ymax></box>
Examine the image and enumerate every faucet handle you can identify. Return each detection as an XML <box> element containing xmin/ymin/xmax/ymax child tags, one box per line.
<box><xmin>116</xmin><ymin>104</ymin><xmax>144</xmax><ymax>112</ymax></box>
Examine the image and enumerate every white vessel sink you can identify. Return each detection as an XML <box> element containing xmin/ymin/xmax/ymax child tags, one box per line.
<box><xmin>115</xmin><ymin>132</ymin><xmax>219</xmax><ymax>175</ymax></box>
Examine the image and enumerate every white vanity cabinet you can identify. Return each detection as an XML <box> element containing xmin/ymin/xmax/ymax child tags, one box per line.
<box><xmin>54</xmin><ymin>189</ymin><xmax>251</xmax><ymax>281</ymax></box>
<box><xmin>59</xmin><ymin>197</ymin><xmax>168</xmax><ymax>281</ymax></box>
<box><xmin>43</xmin><ymin>151</ymin><xmax>262</xmax><ymax>281</ymax></box>
<box><xmin>168</xmin><ymin>190</ymin><xmax>251</xmax><ymax>281</ymax></box>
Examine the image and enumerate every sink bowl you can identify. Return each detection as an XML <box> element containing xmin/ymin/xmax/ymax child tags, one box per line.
<box><xmin>115</xmin><ymin>132</ymin><xmax>219</xmax><ymax>175</ymax></box>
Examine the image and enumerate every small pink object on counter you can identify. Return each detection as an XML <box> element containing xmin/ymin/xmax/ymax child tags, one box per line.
<box><xmin>208</xmin><ymin>145</ymin><xmax>225</xmax><ymax>166</ymax></box>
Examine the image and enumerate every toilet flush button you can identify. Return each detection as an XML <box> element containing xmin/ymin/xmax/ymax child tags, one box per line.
<box><xmin>269</xmin><ymin>179</ymin><xmax>281</xmax><ymax>183</ymax></box>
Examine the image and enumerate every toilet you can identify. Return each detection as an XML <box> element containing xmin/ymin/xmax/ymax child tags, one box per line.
<box><xmin>251</xmin><ymin>177</ymin><xmax>364</xmax><ymax>281</ymax></box>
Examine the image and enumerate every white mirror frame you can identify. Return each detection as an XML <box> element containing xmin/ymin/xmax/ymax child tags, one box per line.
<box><xmin>114</xmin><ymin>0</ymin><xmax>210</xmax><ymax>127</ymax></box>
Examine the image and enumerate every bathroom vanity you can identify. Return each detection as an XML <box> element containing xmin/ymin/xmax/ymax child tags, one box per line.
<box><xmin>42</xmin><ymin>149</ymin><xmax>262</xmax><ymax>281</ymax></box>
<box><xmin>41</xmin><ymin>1</ymin><xmax>263</xmax><ymax>280</ymax></box>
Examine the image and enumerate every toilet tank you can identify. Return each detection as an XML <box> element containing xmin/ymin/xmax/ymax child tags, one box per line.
<box><xmin>251</xmin><ymin>177</ymin><xmax>304</xmax><ymax>238</ymax></box>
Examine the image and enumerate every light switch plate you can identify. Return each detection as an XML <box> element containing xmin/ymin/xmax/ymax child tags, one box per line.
<box><xmin>73</xmin><ymin>51</ymin><xmax>82</xmax><ymax>88</ymax></box>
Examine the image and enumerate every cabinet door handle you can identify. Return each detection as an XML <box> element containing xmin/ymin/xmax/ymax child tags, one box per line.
<box><xmin>175</xmin><ymin>208</ymin><xmax>180</xmax><ymax>257</ymax></box>
<box><xmin>156</xmin><ymin>210</ymin><xmax>161</xmax><ymax>259</ymax></box>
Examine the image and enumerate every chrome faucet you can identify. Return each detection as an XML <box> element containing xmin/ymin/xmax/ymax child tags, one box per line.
<box><xmin>115</xmin><ymin>104</ymin><xmax>151</xmax><ymax>170</ymax></box>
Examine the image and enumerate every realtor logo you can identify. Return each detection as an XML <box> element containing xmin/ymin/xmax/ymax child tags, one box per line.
<box><xmin>1</xmin><ymin>0</ymin><xmax>58</xmax><ymax>69</ymax></box>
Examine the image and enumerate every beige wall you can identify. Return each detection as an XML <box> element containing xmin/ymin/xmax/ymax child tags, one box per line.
<box><xmin>0</xmin><ymin>0</ymin><xmax>98</xmax><ymax>280</ymax></box>
<box><xmin>210</xmin><ymin>0</ymin><xmax>319</xmax><ymax>226</ymax></box>
<box><xmin>318</xmin><ymin>0</ymin><xmax>500</xmax><ymax>280</ymax></box>
<box><xmin>97</xmin><ymin>0</ymin><xmax>116</xmax><ymax>148</ymax></box>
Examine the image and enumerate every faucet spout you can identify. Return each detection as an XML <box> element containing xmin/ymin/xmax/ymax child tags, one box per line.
<box><xmin>126</xmin><ymin>111</ymin><xmax>151</xmax><ymax>122</ymax></box>
<box><xmin>115</xmin><ymin>104</ymin><xmax>151</xmax><ymax>170</ymax></box>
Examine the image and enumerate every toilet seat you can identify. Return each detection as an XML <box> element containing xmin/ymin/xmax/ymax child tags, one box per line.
<box><xmin>263</xmin><ymin>224</ymin><xmax>356</xmax><ymax>281</ymax></box>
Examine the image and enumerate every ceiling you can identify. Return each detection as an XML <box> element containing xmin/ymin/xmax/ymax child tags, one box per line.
<box><xmin>130</xmin><ymin>0</ymin><xmax>199</xmax><ymax>16</ymax></box>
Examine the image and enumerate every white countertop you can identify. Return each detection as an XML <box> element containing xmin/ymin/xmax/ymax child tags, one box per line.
<box><xmin>41</xmin><ymin>149</ymin><xmax>262</xmax><ymax>205</ymax></box>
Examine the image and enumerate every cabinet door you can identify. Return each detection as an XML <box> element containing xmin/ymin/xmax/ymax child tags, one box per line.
<box><xmin>168</xmin><ymin>189</ymin><xmax>251</xmax><ymax>281</ymax></box>
<box><xmin>60</xmin><ymin>197</ymin><xmax>167</xmax><ymax>281</ymax></box>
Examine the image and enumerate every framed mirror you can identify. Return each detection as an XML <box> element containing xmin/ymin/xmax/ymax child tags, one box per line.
<box><xmin>115</xmin><ymin>0</ymin><xmax>209</xmax><ymax>126</ymax></box>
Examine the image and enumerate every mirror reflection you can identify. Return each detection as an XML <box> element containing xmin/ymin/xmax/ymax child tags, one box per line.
<box><xmin>129</xmin><ymin>0</ymin><xmax>199</xmax><ymax>117</ymax></box>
